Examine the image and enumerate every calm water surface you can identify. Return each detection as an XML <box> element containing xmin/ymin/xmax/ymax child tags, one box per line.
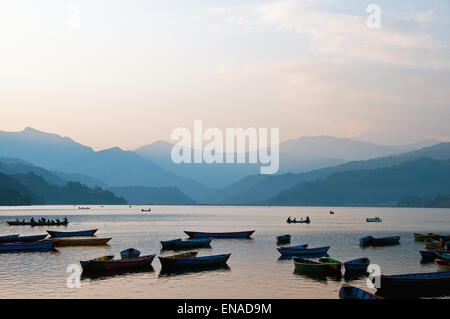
<box><xmin>0</xmin><ymin>205</ymin><xmax>449</xmax><ymax>299</ymax></box>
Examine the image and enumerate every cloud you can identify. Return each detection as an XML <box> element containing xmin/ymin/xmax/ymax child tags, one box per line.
<box><xmin>209</xmin><ymin>0</ymin><xmax>450</xmax><ymax>69</ymax></box>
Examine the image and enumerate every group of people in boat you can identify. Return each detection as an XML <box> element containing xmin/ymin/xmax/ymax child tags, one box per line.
<box><xmin>286</xmin><ymin>216</ymin><xmax>310</xmax><ymax>223</ymax></box>
<box><xmin>14</xmin><ymin>217</ymin><xmax>68</xmax><ymax>225</ymax></box>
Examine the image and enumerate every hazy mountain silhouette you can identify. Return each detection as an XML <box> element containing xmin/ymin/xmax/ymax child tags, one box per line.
<box><xmin>110</xmin><ymin>186</ymin><xmax>195</xmax><ymax>205</ymax></box>
<box><xmin>135</xmin><ymin>137</ymin><xmax>437</xmax><ymax>188</ymax></box>
<box><xmin>265</xmin><ymin>158</ymin><xmax>450</xmax><ymax>206</ymax></box>
<box><xmin>279</xmin><ymin>136</ymin><xmax>438</xmax><ymax>160</ymax></box>
<box><xmin>63</xmin><ymin>147</ymin><xmax>212</xmax><ymax>200</ymax></box>
<box><xmin>211</xmin><ymin>142</ymin><xmax>450</xmax><ymax>204</ymax></box>
<box><xmin>0</xmin><ymin>172</ymin><xmax>126</xmax><ymax>205</ymax></box>
<box><xmin>0</xmin><ymin>128</ymin><xmax>93</xmax><ymax>170</ymax></box>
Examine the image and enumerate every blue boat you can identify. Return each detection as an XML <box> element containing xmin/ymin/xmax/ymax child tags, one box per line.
<box><xmin>339</xmin><ymin>284</ymin><xmax>383</xmax><ymax>299</ymax></box>
<box><xmin>159</xmin><ymin>252</ymin><xmax>231</xmax><ymax>268</ymax></box>
<box><xmin>277</xmin><ymin>245</ymin><xmax>329</xmax><ymax>256</ymax></box>
<box><xmin>2</xmin><ymin>234</ymin><xmax>48</xmax><ymax>243</ymax></box>
<box><xmin>47</xmin><ymin>229</ymin><xmax>98</xmax><ymax>238</ymax></box>
<box><xmin>359</xmin><ymin>235</ymin><xmax>400</xmax><ymax>247</ymax></box>
<box><xmin>378</xmin><ymin>271</ymin><xmax>450</xmax><ymax>297</ymax></box>
<box><xmin>344</xmin><ymin>257</ymin><xmax>370</xmax><ymax>273</ymax></box>
<box><xmin>161</xmin><ymin>238</ymin><xmax>182</xmax><ymax>250</ymax></box>
<box><xmin>0</xmin><ymin>234</ymin><xmax>19</xmax><ymax>243</ymax></box>
<box><xmin>184</xmin><ymin>230</ymin><xmax>254</xmax><ymax>239</ymax></box>
<box><xmin>173</xmin><ymin>238</ymin><xmax>212</xmax><ymax>249</ymax></box>
<box><xmin>0</xmin><ymin>240</ymin><xmax>56</xmax><ymax>252</ymax></box>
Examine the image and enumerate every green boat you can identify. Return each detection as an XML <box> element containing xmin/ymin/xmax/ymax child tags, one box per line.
<box><xmin>413</xmin><ymin>233</ymin><xmax>437</xmax><ymax>242</ymax></box>
<box><xmin>318</xmin><ymin>257</ymin><xmax>343</xmax><ymax>272</ymax></box>
<box><xmin>293</xmin><ymin>258</ymin><xmax>329</xmax><ymax>273</ymax></box>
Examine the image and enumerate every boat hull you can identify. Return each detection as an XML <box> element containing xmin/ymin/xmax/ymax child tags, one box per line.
<box><xmin>159</xmin><ymin>253</ymin><xmax>231</xmax><ymax>269</ymax></box>
<box><xmin>55</xmin><ymin>238</ymin><xmax>111</xmax><ymax>247</ymax></box>
<box><xmin>173</xmin><ymin>238</ymin><xmax>212</xmax><ymax>249</ymax></box>
<box><xmin>339</xmin><ymin>284</ymin><xmax>382</xmax><ymax>299</ymax></box>
<box><xmin>344</xmin><ymin>258</ymin><xmax>370</xmax><ymax>273</ymax></box>
<box><xmin>0</xmin><ymin>240</ymin><xmax>56</xmax><ymax>252</ymax></box>
<box><xmin>81</xmin><ymin>255</ymin><xmax>156</xmax><ymax>272</ymax></box>
<box><xmin>0</xmin><ymin>234</ymin><xmax>48</xmax><ymax>243</ymax></box>
<box><xmin>377</xmin><ymin>271</ymin><xmax>450</xmax><ymax>298</ymax></box>
<box><xmin>47</xmin><ymin>229</ymin><xmax>98</xmax><ymax>238</ymax></box>
<box><xmin>184</xmin><ymin>231</ymin><xmax>254</xmax><ymax>239</ymax></box>
<box><xmin>277</xmin><ymin>246</ymin><xmax>329</xmax><ymax>256</ymax></box>
<box><xmin>318</xmin><ymin>257</ymin><xmax>342</xmax><ymax>272</ymax></box>
<box><xmin>294</xmin><ymin>258</ymin><xmax>329</xmax><ymax>273</ymax></box>
<box><xmin>161</xmin><ymin>239</ymin><xmax>182</xmax><ymax>250</ymax></box>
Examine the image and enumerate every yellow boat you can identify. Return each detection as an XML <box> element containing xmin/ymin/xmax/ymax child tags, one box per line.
<box><xmin>55</xmin><ymin>237</ymin><xmax>112</xmax><ymax>247</ymax></box>
<box><xmin>413</xmin><ymin>233</ymin><xmax>437</xmax><ymax>242</ymax></box>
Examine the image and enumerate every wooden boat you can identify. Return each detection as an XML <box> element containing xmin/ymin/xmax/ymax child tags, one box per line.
<box><xmin>173</xmin><ymin>238</ymin><xmax>212</xmax><ymax>249</ymax></box>
<box><xmin>47</xmin><ymin>229</ymin><xmax>98</xmax><ymax>238</ymax></box>
<box><xmin>378</xmin><ymin>271</ymin><xmax>450</xmax><ymax>297</ymax></box>
<box><xmin>293</xmin><ymin>258</ymin><xmax>329</xmax><ymax>273</ymax></box>
<box><xmin>54</xmin><ymin>237</ymin><xmax>111</xmax><ymax>247</ymax></box>
<box><xmin>329</xmin><ymin>210</ymin><xmax>335</xmax><ymax>214</ymax></box>
<box><xmin>435</xmin><ymin>259</ymin><xmax>450</xmax><ymax>271</ymax></box>
<box><xmin>0</xmin><ymin>234</ymin><xmax>20</xmax><ymax>243</ymax></box>
<box><xmin>141</xmin><ymin>208</ymin><xmax>151</xmax><ymax>212</ymax></box>
<box><xmin>276</xmin><ymin>234</ymin><xmax>291</xmax><ymax>245</ymax></box>
<box><xmin>366</xmin><ymin>217</ymin><xmax>382</xmax><ymax>222</ymax></box>
<box><xmin>0</xmin><ymin>240</ymin><xmax>56</xmax><ymax>252</ymax></box>
<box><xmin>287</xmin><ymin>219</ymin><xmax>310</xmax><ymax>224</ymax></box>
<box><xmin>78</xmin><ymin>207</ymin><xmax>90</xmax><ymax>210</ymax></box>
<box><xmin>318</xmin><ymin>257</ymin><xmax>342</xmax><ymax>272</ymax></box>
<box><xmin>413</xmin><ymin>233</ymin><xmax>437</xmax><ymax>242</ymax></box>
<box><xmin>7</xmin><ymin>220</ymin><xmax>69</xmax><ymax>226</ymax></box>
<box><xmin>0</xmin><ymin>234</ymin><xmax>48</xmax><ymax>243</ymax></box>
<box><xmin>359</xmin><ymin>236</ymin><xmax>400</xmax><ymax>247</ymax></box>
<box><xmin>339</xmin><ymin>284</ymin><xmax>383</xmax><ymax>299</ymax></box>
<box><xmin>277</xmin><ymin>245</ymin><xmax>328</xmax><ymax>256</ymax></box>
<box><xmin>184</xmin><ymin>230</ymin><xmax>254</xmax><ymax>239</ymax></box>
<box><xmin>81</xmin><ymin>254</ymin><xmax>155</xmax><ymax>272</ymax></box>
<box><xmin>425</xmin><ymin>238</ymin><xmax>445</xmax><ymax>250</ymax></box>
<box><xmin>344</xmin><ymin>257</ymin><xmax>370</xmax><ymax>273</ymax></box>
<box><xmin>79</xmin><ymin>255</ymin><xmax>114</xmax><ymax>271</ymax></box>
<box><xmin>161</xmin><ymin>238</ymin><xmax>182</xmax><ymax>250</ymax></box>
<box><xmin>159</xmin><ymin>251</ymin><xmax>231</xmax><ymax>269</ymax></box>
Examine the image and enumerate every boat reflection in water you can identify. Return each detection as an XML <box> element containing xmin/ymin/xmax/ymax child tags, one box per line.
<box><xmin>159</xmin><ymin>264</ymin><xmax>231</xmax><ymax>278</ymax></box>
<box><xmin>81</xmin><ymin>266</ymin><xmax>155</xmax><ymax>281</ymax></box>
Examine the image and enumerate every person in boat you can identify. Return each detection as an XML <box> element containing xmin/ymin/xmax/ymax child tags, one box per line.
<box><xmin>306</xmin><ymin>216</ymin><xmax>310</xmax><ymax>222</ymax></box>
<box><xmin>63</xmin><ymin>217</ymin><xmax>68</xmax><ymax>223</ymax></box>
<box><xmin>287</xmin><ymin>216</ymin><xmax>292</xmax><ymax>223</ymax></box>
<box><xmin>293</xmin><ymin>218</ymin><xmax>297</xmax><ymax>222</ymax></box>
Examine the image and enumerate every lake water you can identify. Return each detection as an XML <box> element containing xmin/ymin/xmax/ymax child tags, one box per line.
<box><xmin>0</xmin><ymin>205</ymin><xmax>449</xmax><ymax>299</ymax></box>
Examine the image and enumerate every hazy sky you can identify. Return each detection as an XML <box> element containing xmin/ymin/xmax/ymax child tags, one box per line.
<box><xmin>0</xmin><ymin>0</ymin><xmax>449</xmax><ymax>150</ymax></box>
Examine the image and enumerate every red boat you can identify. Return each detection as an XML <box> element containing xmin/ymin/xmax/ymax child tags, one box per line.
<box><xmin>80</xmin><ymin>254</ymin><xmax>156</xmax><ymax>272</ymax></box>
<box><xmin>184</xmin><ymin>230</ymin><xmax>255</xmax><ymax>239</ymax></box>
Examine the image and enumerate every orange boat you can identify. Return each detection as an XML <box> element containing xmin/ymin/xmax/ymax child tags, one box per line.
<box><xmin>54</xmin><ymin>237</ymin><xmax>111</xmax><ymax>247</ymax></box>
